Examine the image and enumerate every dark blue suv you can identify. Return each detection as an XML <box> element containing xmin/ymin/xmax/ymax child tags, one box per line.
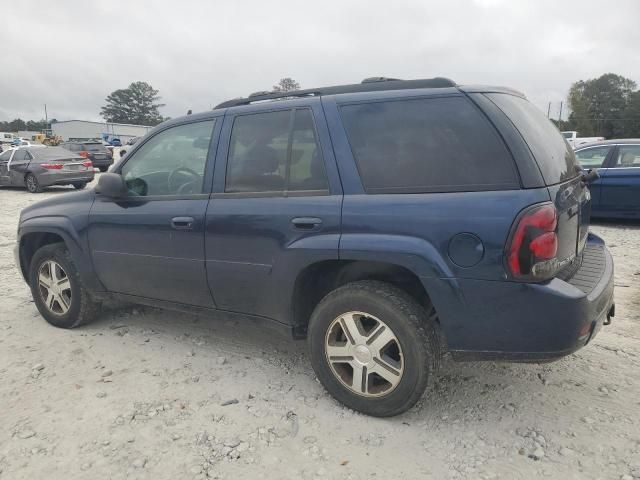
<box><xmin>15</xmin><ymin>77</ymin><xmax>615</xmax><ymax>416</ymax></box>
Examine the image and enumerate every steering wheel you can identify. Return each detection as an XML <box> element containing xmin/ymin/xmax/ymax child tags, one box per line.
<box><xmin>168</xmin><ymin>167</ymin><xmax>200</xmax><ymax>195</ymax></box>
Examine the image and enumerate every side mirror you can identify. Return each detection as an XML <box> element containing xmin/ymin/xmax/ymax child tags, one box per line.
<box><xmin>96</xmin><ymin>173</ymin><xmax>126</xmax><ymax>198</ymax></box>
<box><xmin>581</xmin><ymin>168</ymin><xmax>600</xmax><ymax>185</ymax></box>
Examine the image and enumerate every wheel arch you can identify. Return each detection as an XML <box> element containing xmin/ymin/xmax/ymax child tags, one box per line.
<box><xmin>291</xmin><ymin>259</ymin><xmax>440</xmax><ymax>339</ymax></box>
<box><xmin>18</xmin><ymin>220</ymin><xmax>104</xmax><ymax>292</ymax></box>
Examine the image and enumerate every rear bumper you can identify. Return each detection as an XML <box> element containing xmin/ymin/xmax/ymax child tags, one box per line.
<box><xmin>39</xmin><ymin>171</ymin><xmax>95</xmax><ymax>186</ymax></box>
<box><xmin>424</xmin><ymin>233</ymin><xmax>614</xmax><ymax>361</ymax></box>
<box><xmin>90</xmin><ymin>157</ymin><xmax>113</xmax><ymax>167</ymax></box>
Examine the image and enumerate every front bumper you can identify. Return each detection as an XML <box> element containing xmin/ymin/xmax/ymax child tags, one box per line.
<box><xmin>424</xmin><ymin>233</ymin><xmax>614</xmax><ymax>361</ymax></box>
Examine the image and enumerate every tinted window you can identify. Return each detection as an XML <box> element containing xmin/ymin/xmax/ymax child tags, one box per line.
<box><xmin>225</xmin><ymin>109</ymin><xmax>327</xmax><ymax>193</ymax></box>
<box><xmin>614</xmin><ymin>145</ymin><xmax>640</xmax><ymax>167</ymax></box>
<box><xmin>12</xmin><ymin>150</ymin><xmax>27</xmax><ymax>161</ymax></box>
<box><xmin>121</xmin><ymin>120</ymin><xmax>215</xmax><ymax>196</ymax></box>
<box><xmin>340</xmin><ymin>96</ymin><xmax>518</xmax><ymax>193</ymax></box>
<box><xmin>0</xmin><ymin>151</ymin><xmax>12</xmax><ymax>161</ymax></box>
<box><xmin>83</xmin><ymin>143</ymin><xmax>108</xmax><ymax>152</ymax></box>
<box><xmin>487</xmin><ymin>93</ymin><xmax>580</xmax><ymax>185</ymax></box>
<box><xmin>575</xmin><ymin>146</ymin><xmax>612</xmax><ymax>168</ymax></box>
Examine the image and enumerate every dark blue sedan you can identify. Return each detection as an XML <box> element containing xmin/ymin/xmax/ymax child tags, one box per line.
<box><xmin>575</xmin><ymin>139</ymin><xmax>640</xmax><ymax>219</ymax></box>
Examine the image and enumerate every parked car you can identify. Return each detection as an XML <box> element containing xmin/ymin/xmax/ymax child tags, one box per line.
<box><xmin>0</xmin><ymin>132</ymin><xmax>15</xmax><ymax>144</ymax></box>
<box><xmin>14</xmin><ymin>77</ymin><xmax>614</xmax><ymax>417</ymax></box>
<box><xmin>575</xmin><ymin>139</ymin><xmax>640</xmax><ymax>218</ymax></box>
<box><xmin>562</xmin><ymin>131</ymin><xmax>605</xmax><ymax>148</ymax></box>
<box><xmin>1</xmin><ymin>146</ymin><xmax>94</xmax><ymax>192</ymax></box>
<box><xmin>109</xmin><ymin>138</ymin><xmax>122</xmax><ymax>147</ymax></box>
<box><xmin>61</xmin><ymin>141</ymin><xmax>114</xmax><ymax>172</ymax></box>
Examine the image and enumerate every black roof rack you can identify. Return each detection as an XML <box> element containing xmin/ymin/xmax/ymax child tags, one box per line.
<box><xmin>214</xmin><ymin>77</ymin><xmax>456</xmax><ymax>109</ymax></box>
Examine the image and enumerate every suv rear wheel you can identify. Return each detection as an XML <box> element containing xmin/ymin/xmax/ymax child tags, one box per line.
<box><xmin>29</xmin><ymin>243</ymin><xmax>100</xmax><ymax>328</ymax></box>
<box><xmin>308</xmin><ymin>280</ymin><xmax>440</xmax><ymax>417</ymax></box>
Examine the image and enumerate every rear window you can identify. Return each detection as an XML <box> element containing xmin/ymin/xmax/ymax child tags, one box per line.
<box><xmin>486</xmin><ymin>93</ymin><xmax>580</xmax><ymax>185</ymax></box>
<box><xmin>83</xmin><ymin>142</ymin><xmax>107</xmax><ymax>152</ymax></box>
<box><xmin>340</xmin><ymin>96</ymin><xmax>519</xmax><ymax>193</ymax></box>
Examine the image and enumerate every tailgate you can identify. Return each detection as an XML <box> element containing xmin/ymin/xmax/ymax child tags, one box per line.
<box><xmin>547</xmin><ymin>175</ymin><xmax>591</xmax><ymax>268</ymax></box>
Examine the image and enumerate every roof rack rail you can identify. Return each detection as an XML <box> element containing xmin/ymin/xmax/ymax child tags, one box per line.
<box><xmin>214</xmin><ymin>77</ymin><xmax>456</xmax><ymax>109</ymax></box>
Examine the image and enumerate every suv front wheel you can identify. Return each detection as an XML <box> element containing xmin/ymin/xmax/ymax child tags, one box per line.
<box><xmin>29</xmin><ymin>243</ymin><xmax>100</xmax><ymax>329</ymax></box>
<box><xmin>308</xmin><ymin>280</ymin><xmax>440</xmax><ymax>417</ymax></box>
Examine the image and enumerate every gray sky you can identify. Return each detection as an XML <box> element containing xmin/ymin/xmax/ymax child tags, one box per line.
<box><xmin>2</xmin><ymin>0</ymin><xmax>639</xmax><ymax>123</ymax></box>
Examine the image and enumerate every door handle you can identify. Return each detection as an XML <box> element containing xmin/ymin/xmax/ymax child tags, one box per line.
<box><xmin>291</xmin><ymin>217</ymin><xmax>322</xmax><ymax>230</ymax></box>
<box><xmin>171</xmin><ymin>216</ymin><xmax>195</xmax><ymax>230</ymax></box>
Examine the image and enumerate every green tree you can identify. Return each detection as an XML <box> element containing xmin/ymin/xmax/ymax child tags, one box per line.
<box><xmin>272</xmin><ymin>77</ymin><xmax>300</xmax><ymax>93</ymax></box>
<box><xmin>100</xmin><ymin>81</ymin><xmax>165</xmax><ymax>126</ymax></box>
<box><xmin>568</xmin><ymin>73</ymin><xmax>636</xmax><ymax>138</ymax></box>
<box><xmin>624</xmin><ymin>91</ymin><xmax>640</xmax><ymax>137</ymax></box>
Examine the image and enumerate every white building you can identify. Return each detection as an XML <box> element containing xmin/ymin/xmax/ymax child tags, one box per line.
<box><xmin>51</xmin><ymin>120</ymin><xmax>153</xmax><ymax>142</ymax></box>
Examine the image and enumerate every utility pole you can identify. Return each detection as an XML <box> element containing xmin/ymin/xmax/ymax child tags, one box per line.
<box><xmin>547</xmin><ymin>102</ymin><xmax>551</xmax><ymax>118</ymax></box>
<box><xmin>44</xmin><ymin>104</ymin><xmax>48</xmax><ymax>131</ymax></box>
<box><xmin>559</xmin><ymin>101</ymin><xmax>563</xmax><ymax>122</ymax></box>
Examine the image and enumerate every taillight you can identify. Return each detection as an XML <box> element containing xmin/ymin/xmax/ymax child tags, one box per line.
<box><xmin>506</xmin><ymin>203</ymin><xmax>558</xmax><ymax>281</ymax></box>
<box><xmin>41</xmin><ymin>163</ymin><xmax>64</xmax><ymax>170</ymax></box>
<box><xmin>82</xmin><ymin>160</ymin><xmax>93</xmax><ymax>168</ymax></box>
<box><xmin>78</xmin><ymin>151</ymin><xmax>90</xmax><ymax>158</ymax></box>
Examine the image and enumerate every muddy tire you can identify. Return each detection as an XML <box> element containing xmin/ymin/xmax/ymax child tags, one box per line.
<box><xmin>308</xmin><ymin>280</ymin><xmax>440</xmax><ymax>417</ymax></box>
<box><xmin>29</xmin><ymin>243</ymin><xmax>100</xmax><ymax>329</ymax></box>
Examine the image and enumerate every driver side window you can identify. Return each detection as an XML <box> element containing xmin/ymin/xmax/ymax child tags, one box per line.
<box><xmin>120</xmin><ymin>120</ymin><xmax>215</xmax><ymax>196</ymax></box>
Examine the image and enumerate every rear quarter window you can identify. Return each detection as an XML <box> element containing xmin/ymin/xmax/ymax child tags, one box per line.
<box><xmin>486</xmin><ymin>93</ymin><xmax>580</xmax><ymax>185</ymax></box>
<box><xmin>340</xmin><ymin>96</ymin><xmax>519</xmax><ymax>193</ymax></box>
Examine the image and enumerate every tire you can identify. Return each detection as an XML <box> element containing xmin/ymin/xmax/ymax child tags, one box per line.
<box><xmin>25</xmin><ymin>173</ymin><xmax>42</xmax><ymax>193</ymax></box>
<box><xmin>98</xmin><ymin>166</ymin><xmax>108</xmax><ymax>173</ymax></box>
<box><xmin>308</xmin><ymin>280</ymin><xmax>440</xmax><ymax>417</ymax></box>
<box><xmin>73</xmin><ymin>182</ymin><xmax>87</xmax><ymax>190</ymax></box>
<box><xmin>29</xmin><ymin>243</ymin><xmax>100</xmax><ymax>329</ymax></box>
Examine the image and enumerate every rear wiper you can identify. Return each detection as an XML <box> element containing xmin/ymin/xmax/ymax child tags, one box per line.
<box><xmin>581</xmin><ymin>169</ymin><xmax>599</xmax><ymax>184</ymax></box>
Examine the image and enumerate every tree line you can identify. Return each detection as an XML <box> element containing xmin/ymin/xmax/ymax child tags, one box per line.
<box><xmin>4</xmin><ymin>75</ymin><xmax>637</xmax><ymax>138</ymax></box>
<box><xmin>553</xmin><ymin>73</ymin><xmax>640</xmax><ymax>138</ymax></box>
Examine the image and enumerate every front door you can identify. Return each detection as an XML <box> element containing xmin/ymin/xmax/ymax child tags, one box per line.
<box><xmin>88</xmin><ymin>118</ymin><xmax>221</xmax><ymax>307</ymax></box>
<box><xmin>205</xmin><ymin>102</ymin><xmax>342</xmax><ymax>322</ymax></box>
<box><xmin>599</xmin><ymin>144</ymin><xmax>640</xmax><ymax>216</ymax></box>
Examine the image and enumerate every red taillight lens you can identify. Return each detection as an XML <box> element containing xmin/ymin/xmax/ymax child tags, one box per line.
<box><xmin>506</xmin><ymin>203</ymin><xmax>558</xmax><ymax>280</ymax></box>
<box><xmin>78</xmin><ymin>151</ymin><xmax>90</xmax><ymax>158</ymax></box>
<box><xmin>82</xmin><ymin>160</ymin><xmax>93</xmax><ymax>168</ymax></box>
<box><xmin>41</xmin><ymin>163</ymin><xmax>64</xmax><ymax>170</ymax></box>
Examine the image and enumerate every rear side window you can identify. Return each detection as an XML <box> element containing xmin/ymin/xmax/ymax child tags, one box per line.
<box><xmin>486</xmin><ymin>93</ymin><xmax>580</xmax><ymax>185</ymax></box>
<box><xmin>614</xmin><ymin>145</ymin><xmax>640</xmax><ymax>167</ymax></box>
<box><xmin>83</xmin><ymin>143</ymin><xmax>107</xmax><ymax>152</ymax></box>
<box><xmin>340</xmin><ymin>96</ymin><xmax>519</xmax><ymax>193</ymax></box>
<box><xmin>225</xmin><ymin>108</ymin><xmax>328</xmax><ymax>194</ymax></box>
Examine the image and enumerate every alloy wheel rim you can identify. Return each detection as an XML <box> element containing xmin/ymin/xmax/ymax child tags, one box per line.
<box><xmin>38</xmin><ymin>260</ymin><xmax>72</xmax><ymax>315</ymax></box>
<box><xmin>325</xmin><ymin>311</ymin><xmax>404</xmax><ymax>397</ymax></box>
<box><xmin>27</xmin><ymin>176</ymin><xmax>36</xmax><ymax>191</ymax></box>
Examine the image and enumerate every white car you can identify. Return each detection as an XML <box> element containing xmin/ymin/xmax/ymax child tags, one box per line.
<box><xmin>562</xmin><ymin>131</ymin><xmax>605</xmax><ymax>149</ymax></box>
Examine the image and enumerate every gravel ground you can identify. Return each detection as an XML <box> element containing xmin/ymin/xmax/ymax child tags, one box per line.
<box><xmin>1</xmin><ymin>179</ymin><xmax>639</xmax><ymax>480</ymax></box>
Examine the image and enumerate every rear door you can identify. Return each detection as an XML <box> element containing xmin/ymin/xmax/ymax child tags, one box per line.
<box><xmin>8</xmin><ymin>149</ymin><xmax>33</xmax><ymax>185</ymax></box>
<box><xmin>485</xmin><ymin>93</ymin><xmax>588</xmax><ymax>262</ymax></box>
<box><xmin>598</xmin><ymin>144</ymin><xmax>640</xmax><ymax>216</ymax></box>
<box><xmin>205</xmin><ymin>100</ymin><xmax>342</xmax><ymax>321</ymax></box>
<box><xmin>0</xmin><ymin>150</ymin><xmax>13</xmax><ymax>184</ymax></box>
<box><xmin>574</xmin><ymin>145</ymin><xmax>616</xmax><ymax>211</ymax></box>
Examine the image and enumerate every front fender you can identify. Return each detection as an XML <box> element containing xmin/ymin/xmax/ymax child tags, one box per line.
<box><xmin>18</xmin><ymin>217</ymin><xmax>105</xmax><ymax>292</ymax></box>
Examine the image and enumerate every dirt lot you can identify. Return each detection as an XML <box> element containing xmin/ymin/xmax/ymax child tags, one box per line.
<box><xmin>1</xmin><ymin>179</ymin><xmax>639</xmax><ymax>480</ymax></box>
